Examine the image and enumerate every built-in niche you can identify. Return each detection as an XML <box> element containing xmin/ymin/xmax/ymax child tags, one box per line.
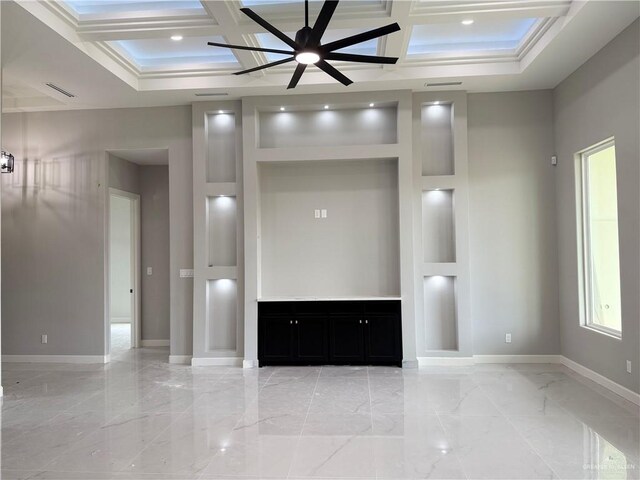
<box><xmin>206</xmin><ymin>112</ymin><xmax>236</xmax><ymax>183</ymax></box>
<box><xmin>259</xmin><ymin>158</ymin><xmax>400</xmax><ymax>298</ymax></box>
<box><xmin>206</xmin><ymin>279</ymin><xmax>237</xmax><ymax>351</ymax></box>
<box><xmin>207</xmin><ymin>196</ymin><xmax>237</xmax><ymax>267</ymax></box>
<box><xmin>258</xmin><ymin>106</ymin><xmax>398</xmax><ymax>149</ymax></box>
<box><xmin>422</xmin><ymin>189</ymin><xmax>456</xmax><ymax>263</ymax></box>
<box><xmin>423</xmin><ymin>276</ymin><xmax>457</xmax><ymax>351</ymax></box>
<box><xmin>421</xmin><ymin>103</ymin><xmax>454</xmax><ymax>176</ymax></box>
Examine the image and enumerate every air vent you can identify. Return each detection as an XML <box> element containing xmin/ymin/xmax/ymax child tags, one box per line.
<box><xmin>46</xmin><ymin>83</ymin><xmax>75</xmax><ymax>98</ymax></box>
<box><xmin>194</xmin><ymin>93</ymin><xmax>229</xmax><ymax>97</ymax></box>
<box><xmin>425</xmin><ymin>81</ymin><xmax>463</xmax><ymax>87</ymax></box>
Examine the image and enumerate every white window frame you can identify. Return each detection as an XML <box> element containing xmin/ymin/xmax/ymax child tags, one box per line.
<box><xmin>575</xmin><ymin>137</ymin><xmax>622</xmax><ymax>339</ymax></box>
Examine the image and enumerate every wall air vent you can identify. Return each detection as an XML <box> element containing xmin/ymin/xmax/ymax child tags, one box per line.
<box><xmin>425</xmin><ymin>82</ymin><xmax>463</xmax><ymax>87</ymax></box>
<box><xmin>195</xmin><ymin>93</ymin><xmax>229</xmax><ymax>97</ymax></box>
<box><xmin>45</xmin><ymin>83</ymin><xmax>75</xmax><ymax>98</ymax></box>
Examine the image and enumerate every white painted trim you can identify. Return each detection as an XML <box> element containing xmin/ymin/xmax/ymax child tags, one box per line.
<box><xmin>111</xmin><ymin>317</ymin><xmax>131</xmax><ymax>323</ymax></box>
<box><xmin>0</xmin><ymin>386</ymin><xmax>4</xmax><ymax>398</ymax></box>
<box><xmin>141</xmin><ymin>339</ymin><xmax>170</xmax><ymax>347</ymax></box>
<box><xmin>560</xmin><ymin>356</ymin><xmax>640</xmax><ymax>406</ymax></box>
<box><xmin>474</xmin><ymin>355</ymin><xmax>562</xmax><ymax>364</ymax></box>
<box><xmin>418</xmin><ymin>354</ymin><xmax>639</xmax><ymax>406</ymax></box>
<box><xmin>191</xmin><ymin>357</ymin><xmax>243</xmax><ymax>367</ymax></box>
<box><xmin>243</xmin><ymin>359</ymin><xmax>259</xmax><ymax>369</ymax></box>
<box><xmin>2</xmin><ymin>355</ymin><xmax>109</xmax><ymax>364</ymax></box>
<box><xmin>169</xmin><ymin>355</ymin><xmax>193</xmax><ymax>365</ymax></box>
<box><xmin>417</xmin><ymin>356</ymin><xmax>475</xmax><ymax>366</ymax></box>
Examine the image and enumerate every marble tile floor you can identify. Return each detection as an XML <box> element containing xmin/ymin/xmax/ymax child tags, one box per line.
<box><xmin>1</xmin><ymin>347</ymin><xmax>638</xmax><ymax>479</ymax></box>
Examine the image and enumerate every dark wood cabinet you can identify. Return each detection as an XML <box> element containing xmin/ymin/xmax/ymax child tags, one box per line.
<box><xmin>258</xmin><ymin>300</ymin><xmax>402</xmax><ymax>367</ymax></box>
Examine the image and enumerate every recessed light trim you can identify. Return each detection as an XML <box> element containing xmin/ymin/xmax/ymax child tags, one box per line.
<box><xmin>171</xmin><ymin>35</ymin><xmax>183</xmax><ymax>41</ymax></box>
<box><xmin>369</xmin><ymin>103</ymin><xmax>374</xmax><ymax>107</ymax></box>
<box><xmin>324</xmin><ymin>105</ymin><xmax>329</xmax><ymax>109</ymax></box>
<box><xmin>461</xmin><ymin>19</ymin><xmax>474</xmax><ymax>25</ymax></box>
<box><xmin>280</xmin><ymin>107</ymin><xmax>285</xmax><ymax>111</ymax></box>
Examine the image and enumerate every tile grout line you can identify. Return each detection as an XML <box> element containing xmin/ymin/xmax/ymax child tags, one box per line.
<box><xmin>286</xmin><ymin>366</ymin><xmax>322</xmax><ymax>479</ymax></box>
<box><xmin>476</xmin><ymin>378</ymin><xmax>564</xmax><ymax>480</ymax></box>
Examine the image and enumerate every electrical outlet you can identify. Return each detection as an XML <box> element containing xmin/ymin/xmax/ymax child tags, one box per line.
<box><xmin>41</xmin><ymin>334</ymin><xmax>48</xmax><ymax>344</ymax></box>
<box><xmin>627</xmin><ymin>360</ymin><xmax>632</xmax><ymax>374</ymax></box>
<box><xmin>505</xmin><ymin>333</ymin><xmax>512</xmax><ymax>343</ymax></box>
<box><xmin>321</xmin><ymin>209</ymin><xmax>327</xmax><ymax>218</ymax></box>
<box><xmin>147</xmin><ymin>267</ymin><xmax>153</xmax><ymax>276</ymax></box>
<box><xmin>314</xmin><ymin>209</ymin><xmax>320</xmax><ymax>219</ymax></box>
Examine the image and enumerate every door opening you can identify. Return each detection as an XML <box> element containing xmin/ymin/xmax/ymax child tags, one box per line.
<box><xmin>109</xmin><ymin>189</ymin><xmax>141</xmax><ymax>355</ymax></box>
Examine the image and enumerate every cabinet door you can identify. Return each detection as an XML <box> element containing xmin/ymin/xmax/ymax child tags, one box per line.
<box><xmin>259</xmin><ymin>317</ymin><xmax>294</xmax><ymax>365</ymax></box>
<box><xmin>295</xmin><ymin>316</ymin><xmax>328</xmax><ymax>364</ymax></box>
<box><xmin>365</xmin><ymin>315</ymin><xmax>402</xmax><ymax>365</ymax></box>
<box><xmin>329</xmin><ymin>316</ymin><xmax>365</xmax><ymax>364</ymax></box>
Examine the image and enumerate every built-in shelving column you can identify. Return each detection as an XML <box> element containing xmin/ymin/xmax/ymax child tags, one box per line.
<box><xmin>412</xmin><ymin>92</ymin><xmax>471</xmax><ymax>362</ymax></box>
<box><xmin>192</xmin><ymin>101</ymin><xmax>244</xmax><ymax>366</ymax></box>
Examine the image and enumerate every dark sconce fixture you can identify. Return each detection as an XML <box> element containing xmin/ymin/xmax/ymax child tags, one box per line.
<box><xmin>1</xmin><ymin>151</ymin><xmax>15</xmax><ymax>173</ymax></box>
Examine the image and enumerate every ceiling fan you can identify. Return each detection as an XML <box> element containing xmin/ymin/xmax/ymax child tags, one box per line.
<box><xmin>207</xmin><ymin>0</ymin><xmax>401</xmax><ymax>89</ymax></box>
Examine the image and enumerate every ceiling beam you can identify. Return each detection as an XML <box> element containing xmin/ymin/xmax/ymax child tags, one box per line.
<box><xmin>382</xmin><ymin>0</ymin><xmax>413</xmax><ymax>70</ymax></box>
<box><xmin>200</xmin><ymin>0</ymin><xmax>266</xmax><ymax>75</ymax></box>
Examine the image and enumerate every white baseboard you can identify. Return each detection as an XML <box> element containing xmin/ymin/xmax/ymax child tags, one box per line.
<box><xmin>141</xmin><ymin>339</ymin><xmax>169</xmax><ymax>347</ymax></box>
<box><xmin>191</xmin><ymin>357</ymin><xmax>243</xmax><ymax>367</ymax></box>
<box><xmin>169</xmin><ymin>355</ymin><xmax>192</xmax><ymax>365</ymax></box>
<box><xmin>111</xmin><ymin>318</ymin><xmax>130</xmax><ymax>324</ymax></box>
<box><xmin>243</xmin><ymin>359</ymin><xmax>259</xmax><ymax>369</ymax></box>
<box><xmin>560</xmin><ymin>356</ymin><xmax>640</xmax><ymax>406</ymax></box>
<box><xmin>474</xmin><ymin>355</ymin><xmax>562</xmax><ymax>364</ymax></box>
<box><xmin>2</xmin><ymin>354</ymin><xmax>110</xmax><ymax>364</ymax></box>
<box><xmin>417</xmin><ymin>356</ymin><xmax>474</xmax><ymax>366</ymax></box>
<box><xmin>417</xmin><ymin>354</ymin><xmax>639</xmax><ymax>406</ymax></box>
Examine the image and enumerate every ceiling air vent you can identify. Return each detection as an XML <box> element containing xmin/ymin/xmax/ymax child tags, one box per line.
<box><xmin>46</xmin><ymin>83</ymin><xmax>75</xmax><ymax>98</ymax></box>
<box><xmin>194</xmin><ymin>93</ymin><xmax>229</xmax><ymax>97</ymax></box>
<box><xmin>425</xmin><ymin>81</ymin><xmax>463</xmax><ymax>87</ymax></box>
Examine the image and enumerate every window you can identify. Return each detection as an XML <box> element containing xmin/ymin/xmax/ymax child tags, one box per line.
<box><xmin>576</xmin><ymin>139</ymin><xmax>622</xmax><ymax>337</ymax></box>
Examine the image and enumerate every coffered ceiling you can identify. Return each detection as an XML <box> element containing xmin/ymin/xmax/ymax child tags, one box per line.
<box><xmin>2</xmin><ymin>0</ymin><xmax>639</xmax><ymax>111</ymax></box>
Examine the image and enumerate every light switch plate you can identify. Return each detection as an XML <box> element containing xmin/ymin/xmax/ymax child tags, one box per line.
<box><xmin>147</xmin><ymin>267</ymin><xmax>153</xmax><ymax>276</ymax></box>
<box><xmin>314</xmin><ymin>209</ymin><xmax>320</xmax><ymax>219</ymax></box>
<box><xmin>41</xmin><ymin>334</ymin><xmax>48</xmax><ymax>344</ymax></box>
<box><xmin>505</xmin><ymin>333</ymin><xmax>512</xmax><ymax>343</ymax></box>
<box><xmin>321</xmin><ymin>209</ymin><xmax>327</xmax><ymax>218</ymax></box>
<box><xmin>627</xmin><ymin>360</ymin><xmax>632</xmax><ymax>373</ymax></box>
<box><xmin>180</xmin><ymin>269</ymin><xmax>194</xmax><ymax>278</ymax></box>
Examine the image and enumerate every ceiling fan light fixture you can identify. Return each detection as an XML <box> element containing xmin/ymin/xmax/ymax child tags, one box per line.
<box><xmin>295</xmin><ymin>51</ymin><xmax>320</xmax><ymax>64</ymax></box>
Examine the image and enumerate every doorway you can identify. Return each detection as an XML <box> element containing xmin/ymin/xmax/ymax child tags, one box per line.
<box><xmin>109</xmin><ymin>189</ymin><xmax>141</xmax><ymax>354</ymax></box>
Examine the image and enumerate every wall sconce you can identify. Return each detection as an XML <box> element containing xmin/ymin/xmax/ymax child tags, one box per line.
<box><xmin>1</xmin><ymin>151</ymin><xmax>15</xmax><ymax>173</ymax></box>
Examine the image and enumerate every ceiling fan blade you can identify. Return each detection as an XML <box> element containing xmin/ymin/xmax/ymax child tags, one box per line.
<box><xmin>207</xmin><ymin>42</ymin><xmax>293</xmax><ymax>56</ymax></box>
<box><xmin>325</xmin><ymin>52</ymin><xmax>398</xmax><ymax>64</ymax></box>
<box><xmin>234</xmin><ymin>57</ymin><xmax>295</xmax><ymax>75</ymax></box>
<box><xmin>322</xmin><ymin>23</ymin><xmax>401</xmax><ymax>52</ymax></box>
<box><xmin>315</xmin><ymin>59</ymin><xmax>352</xmax><ymax>86</ymax></box>
<box><xmin>240</xmin><ymin>8</ymin><xmax>298</xmax><ymax>49</ymax></box>
<box><xmin>309</xmin><ymin>0</ymin><xmax>339</xmax><ymax>45</ymax></box>
<box><xmin>287</xmin><ymin>63</ymin><xmax>307</xmax><ymax>89</ymax></box>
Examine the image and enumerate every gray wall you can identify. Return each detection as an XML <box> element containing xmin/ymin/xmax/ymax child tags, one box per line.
<box><xmin>1</xmin><ymin>106</ymin><xmax>192</xmax><ymax>357</ymax></box>
<box><xmin>140</xmin><ymin>165</ymin><xmax>170</xmax><ymax>341</ymax></box>
<box><xmin>554</xmin><ymin>19</ymin><xmax>639</xmax><ymax>393</ymax></box>
<box><xmin>260</xmin><ymin>159</ymin><xmax>400</xmax><ymax>298</ymax></box>
<box><xmin>468</xmin><ymin>90</ymin><xmax>560</xmax><ymax>355</ymax></box>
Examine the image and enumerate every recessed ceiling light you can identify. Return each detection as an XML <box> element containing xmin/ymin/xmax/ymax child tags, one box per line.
<box><xmin>280</xmin><ymin>107</ymin><xmax>285</xmax><ymax>111</ymax></box>
<box><xmin>324</xmin><ymin>105</ymin><xmax>330</xmax><ymax>110</ymax></box>
<box><xmin>461</xmin><ymin>19</ymin><xmax>474</xmax><ymax>26</ymax></box>
<box><xmin>369</xmin><ymin>103</ymin><xmax>374</xmax><ymax>107</ymax></box>
<box><xmin>171</xmin><ymin>35</ymin><xmax>183</xmax><ymax>41</ymax></box>
<box><xmin>218</xmin><ymin>110</ymin><xmax>224</xmax><ymax>114</ymax></box>
<box><xmin>434</xmin><ymin>101</ymin><xmax>440</xmax><ymax>105</ymax></box>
